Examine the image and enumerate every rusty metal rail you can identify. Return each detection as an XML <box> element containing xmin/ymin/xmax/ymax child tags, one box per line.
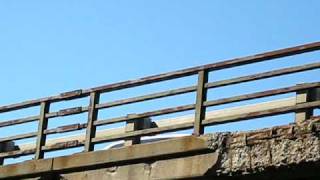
<box><xmin>0</xmin><ymin>42</ymin><xmax>320</xmax><ymax>164</ymax></box>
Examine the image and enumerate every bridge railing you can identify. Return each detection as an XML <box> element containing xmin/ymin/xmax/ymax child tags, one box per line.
<box><xmin>0</xmin><ymin>42</ymin><xmax>320</xmax><ymax>165</ymax></box>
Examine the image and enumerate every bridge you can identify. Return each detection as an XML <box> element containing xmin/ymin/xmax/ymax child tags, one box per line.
<box><xmin>0</xmin><ymin>42</ymin><xmax>320</xmax><ymax>179</ymax></box>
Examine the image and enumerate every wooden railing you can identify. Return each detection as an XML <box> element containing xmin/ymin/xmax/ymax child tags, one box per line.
<box><xmin>0</xmin><ymin>42</ymin><xmax>320</xmax><ymax>165</ymax></box>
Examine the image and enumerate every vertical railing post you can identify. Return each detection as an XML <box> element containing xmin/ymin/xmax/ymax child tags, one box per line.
<box><xmin>0</xmin><ymin>143</ymin><xmax>6</xmax><ymax>165</ymax></box>
<box><xmin>0</xmin><ymin>141</ymin><xmax>15</xmax><ymax>165</ymax></box>
<box><xmin>84</xmin><ymin>92</ymin><xmax>100</xmax><ymax>152</ymax></box>
<box><xmin>35</xmin><ymin>101</ymin><xmax>50</xmax><ymax>159</ymax></box>
<box><xmin>125</xmin><ymin>114</ymin><xmax>151</xmax><ymax>146</ymax></box>
<box><xmin>193</xmin><ymin>70</ymin><xmax>209</xmax><ymax>136</ymax></box>
<box><xmin>295</xmin><ymin>85</ymin><xmax>320</xmax><ymax>125</ymax></box>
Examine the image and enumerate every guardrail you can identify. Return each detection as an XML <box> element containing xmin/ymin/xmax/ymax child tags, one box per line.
<box><xmin>0</xmin><ymin>42</ymin><xmax>320</xmax><ymax>165</ymax></box>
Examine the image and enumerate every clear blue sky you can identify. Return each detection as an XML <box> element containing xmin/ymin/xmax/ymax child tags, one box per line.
<box><xmin>0</xmin><ymin>1</ymin><xmax>320</xmax><ymax>163</ymax></box>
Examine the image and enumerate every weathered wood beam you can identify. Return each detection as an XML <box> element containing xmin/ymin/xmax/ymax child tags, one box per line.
<box><xmin>204</xmin><ymin>82</ymin><xmax>320</xmax><ymax>107</ymax></box>
<box><xmin>35</xmin><ymin>102</ymin><xmax>50</xmax><ymax>160</ymax></box>
<box><xmin>206</xmin><ymin>62</ymin><xmax>320</xmax><ymax>89</ymax></box>
<box><xmin>94</xmin><ymin>104</ymin><xmax>196</xmax><ymax>126</ymax></box>
<box><xmin>0</xmin><ymin>116</ymin><xmax>39</xmax><ymax>128</ymax></box>
<box><xmin>124</xmin><ymin>115</ymin><xmax>151</xmax><ymax>146</ymax></box>
<box><xmin>295</xmin><ymin>89</ymin><xmax>313</xmax><ymax>125</ymax></box>
<box><xmin>203</xmin><ymin>100</ymin><xmax>320</xmax><ymax>126</ymax></box>
<box><xmin>194</xmin><ymin>70</ymin><xmax>209</xmax><ymax>136</ymax></box>
<box><xmin>0</xmin><ymin>132</ymin><xmax>37</xmax><ymax>143</ymax></box>
<box><xmin>96</xmin><ymin>86</ymin><xmax>197</xmax><ymax>109</ymax></box>
<box><xmin>295</xmin><ymin>86</ymin><xmax>320</xmax><ymax>125</ymax></box>
<box><xmin>84</xmin><ymin>92</ymin><xmax>100</xmax><ymax>152</ymax></box>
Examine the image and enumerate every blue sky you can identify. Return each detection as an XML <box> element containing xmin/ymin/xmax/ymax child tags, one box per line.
<box><xmin>0</xmin><ymin>1</ymin><xmax>320</xmax><ymax>163</ymax></box>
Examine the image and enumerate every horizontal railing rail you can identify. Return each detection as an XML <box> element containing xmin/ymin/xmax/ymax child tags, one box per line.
<box><xmin>0</xmin><ymin>42</ymin><xmax>320</xmax><ymax>165</ymax></box>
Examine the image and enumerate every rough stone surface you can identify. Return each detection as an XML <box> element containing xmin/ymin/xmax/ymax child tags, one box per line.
<box><xmin>206</xmin><ymin>116</ymin><xmax>320</xmax><ymax>176</ymax></box>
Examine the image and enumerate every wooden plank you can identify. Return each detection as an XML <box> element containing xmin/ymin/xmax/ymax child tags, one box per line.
<box><xmin>0</xmin><ymin>94</ymin><xmax>85</xmax><ymax>114</ymax></box>
<box><xmin>0</xmin><ymin>124</ymin><xmax>86</xmax><ymax>143</ymax></box>
<box><xmin>0</xmin><ymin>148</ymin><xmax>36</xmax><ymax>159</ymax></box>
<box><xmin>194</xmin><ymin>70</ymin><xmax>209</xmax><ymax>136</ymax></box>
<box><xmin>84</xmin><ymin>92</ymin><xmax>100</xmax><ymax>152</ymax></box>
<box><xmin>0</xmin><ymin>132</ymin><xmax>37</xmax><ymax>143</ymax></box>
<box><xmin>42</xmin><ymin>140</ymin><xmax>84</xmax><ymax>152</ymax></box>
<box><xmin>204</xmin><ymin>82</ymin><xmax>320</xmax><ymax>107</ymax></box>
<box><xmin>0</xmin><ymin>106</ymin><xmax>88</xmax><ymax>128</ymax></box>
<box><xmin>0</xmin><ymin>115</ymin><xmax>39</xmax><ymax>128</ymax></box>
<box><xmin>206</xmin><ymin>62</ymin><xmax>320</xmax><ymax>89</ymax></box>
<box><xmin>35</xmin><ymin>102</ymin><xmax>50</xmax><ymax>160</ymax></box>
<box><xmin>93</xmin><ymin>123</ymin><xmax>194</xmax><ymax>144</ymax></box>
<box><xmin>60</xmin><ymin>89</ymin><xmax>83</xmax><ymax>100</ymax></box>
<box><xmin>46</xmin><ymin>106</ymin><xmax>88</xmax><ymax>118</ymax></box>
<box><xmin>96</xmin><ymin>86</ymin><xmax>197</xmax><ymax>109</ymax></box>
<box><xmin>44</xmin><ymin>123</ymin><xmax>87</xmax><ymax>135</ymax></box>
<box><xmin>94</xmin><ymin>104</ymin><xmax>195</xmax><ymax>126</ymax></box>
<box><xmin>203</xmin><ymin>100</ymin><xmax>320</xmax><ymax>126</ymax></box>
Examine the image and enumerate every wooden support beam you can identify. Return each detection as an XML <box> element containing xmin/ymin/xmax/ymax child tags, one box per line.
<box><xmin>35</xmin><ymin>102</ymin><xmax>50</xmax><ymax>160</ymax></box>
<box><xmin>295</xmin><ymin>89</ymin><xmax>312</xmax><ymax>125</ymax></box>
<box><xmin>294</xmin><ymin>85</ymin><xmax>320</xmax><ymax>125</ymax></box>
<box><xmin>84</xmin><ymin>92</ymin><xmax>100</xmax><ymax>152</ymax></box>
<box><xmin>194</xmin><ymin>70</ymin><xmax>209</xmax><ymax>136</ymax></box>
<box><xmin>124</xmin><ymin>114</ymin><xmax>151</xmax><ymax>146</ymax></box>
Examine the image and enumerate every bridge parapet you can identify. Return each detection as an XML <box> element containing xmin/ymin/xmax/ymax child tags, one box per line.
<box><xmin>1</xmin><ymin>116</ymin><xmax>320</xmax><ymax>179</ymax></box>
